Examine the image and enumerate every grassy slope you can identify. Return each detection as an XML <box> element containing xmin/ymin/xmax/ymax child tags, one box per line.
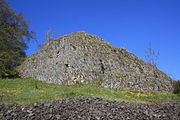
<box><xmin>0</xmin><ymin>78</ymin><xmax>179</xmax><ymax>105</ymax></box>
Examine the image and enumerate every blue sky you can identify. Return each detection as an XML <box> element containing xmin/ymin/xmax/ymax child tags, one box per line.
<box><xmin>9</xmin><ymin>0</ymin><xmax>180</xmax><ymax>80</ymax></box>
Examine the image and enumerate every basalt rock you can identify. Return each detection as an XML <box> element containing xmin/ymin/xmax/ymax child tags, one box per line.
<box><xmin>0</xmin><ymin>97</ymin><xmax>180</xmax><ymax>120</ymax></box>
<box><xmin>17</xmin><ymin>31</ymin><xmax>173</xmax><ymax>92</ymax></box>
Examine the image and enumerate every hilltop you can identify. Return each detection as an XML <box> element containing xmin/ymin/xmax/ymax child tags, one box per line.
<box><xmin>18</xmin><ymin>31</ymin><xmax>173</xmax><ymax>92</ymax></box>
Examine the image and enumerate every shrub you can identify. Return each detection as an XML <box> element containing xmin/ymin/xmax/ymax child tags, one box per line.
<box><xmin>173</xmin><ymin>81</ymin><xmax>180</xmax><ymax>95</ymax></box>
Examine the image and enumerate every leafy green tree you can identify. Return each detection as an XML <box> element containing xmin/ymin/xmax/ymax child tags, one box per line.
<box><xmin>0</xmin><ymin>0</ymin><xmax>34</xmax><ymax>78</ymax></box>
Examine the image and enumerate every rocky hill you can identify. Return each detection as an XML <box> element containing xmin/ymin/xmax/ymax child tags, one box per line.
<box><xmin>17</xmin><ymin>31</ymin><xmax>173</xmax><ymax>92</ymax></box>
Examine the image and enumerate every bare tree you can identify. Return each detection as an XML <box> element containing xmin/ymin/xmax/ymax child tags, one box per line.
<box><xmin>45</xmin><ymin>28</ymin><xmax>54</xmax><ymax>43</ymax></box>
<box><xmin>145</xmin><ymin>43</ymin><xmax>159</xmax><ymax>67</ymax></box>
<box><xmin>38</xmin><ymin>28</ymin><xmax>55</xmax><ymax>49</ymax></box>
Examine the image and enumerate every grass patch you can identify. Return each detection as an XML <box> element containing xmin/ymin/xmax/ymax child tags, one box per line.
<box><xmin>0</xmin><ymin>78</ymin><xmax>179</xmax><ymax>105</ymax></box>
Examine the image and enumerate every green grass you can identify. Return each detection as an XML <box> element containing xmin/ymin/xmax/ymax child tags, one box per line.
<box><xmin>0</xmin><ymin>78</ymin><xmax>179</xmax><ymax>105</ymax></box>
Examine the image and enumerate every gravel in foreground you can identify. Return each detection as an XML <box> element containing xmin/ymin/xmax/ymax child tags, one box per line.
<box><xmin>0</xmin><ymin>97</ymin><xmax>180</xmax><ymax>120</ymax></box>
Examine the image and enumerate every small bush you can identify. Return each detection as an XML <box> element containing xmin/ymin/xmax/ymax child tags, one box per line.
<box><xmin>173</xmin><ymin>81</ymin><xmax>180</xmax><ymax>95</ymax></box>
<box><xmin>0</xmin><ymin>68</ymin><xmax>19</xmax><ymax>79</ymax></box>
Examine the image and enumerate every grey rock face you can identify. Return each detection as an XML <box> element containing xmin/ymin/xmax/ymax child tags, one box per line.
<box><xmin>18</xmin><ymin>31</ymin><xmax>173</xmax><ymax>92</ymax></box>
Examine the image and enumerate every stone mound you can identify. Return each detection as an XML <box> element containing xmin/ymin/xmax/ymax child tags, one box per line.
<box><xmin>18</xmin><ymin>31</ymin><xmax>173</xmax><ymax>92</ymax></box>
<box><xmin>0</xmin><ymin>97</ymin><xmax>180</xmax><ymax>120</ymax></box>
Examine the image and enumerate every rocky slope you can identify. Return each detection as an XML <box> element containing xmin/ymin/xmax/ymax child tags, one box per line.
<box><xmin>18</xmin><ymin>31</ymin><xmax>173</xmax><ymax>92</ymax></box>
<box><xmin>0</xmin><ymin>97</ymin><xmax>180</xmax><ymax>120</ymax></box>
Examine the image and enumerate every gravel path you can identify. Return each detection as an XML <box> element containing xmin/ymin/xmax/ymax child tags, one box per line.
<box><xmin>0</xmin><ymin>97</ymin><xmax>180</xmax><ymax>120</ymax></box>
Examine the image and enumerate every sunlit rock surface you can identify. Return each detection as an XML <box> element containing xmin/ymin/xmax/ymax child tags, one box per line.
<box><xmin>18</xmin><ymin>31</ymin><xmax>173</xmax><ymax>92</ymax></box>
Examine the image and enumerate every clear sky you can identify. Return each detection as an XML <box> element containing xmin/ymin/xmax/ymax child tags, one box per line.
<box><xmin>9</xmin><ymin>0</ymin><xmax>180</xmax><ymax>80</ymax></box>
